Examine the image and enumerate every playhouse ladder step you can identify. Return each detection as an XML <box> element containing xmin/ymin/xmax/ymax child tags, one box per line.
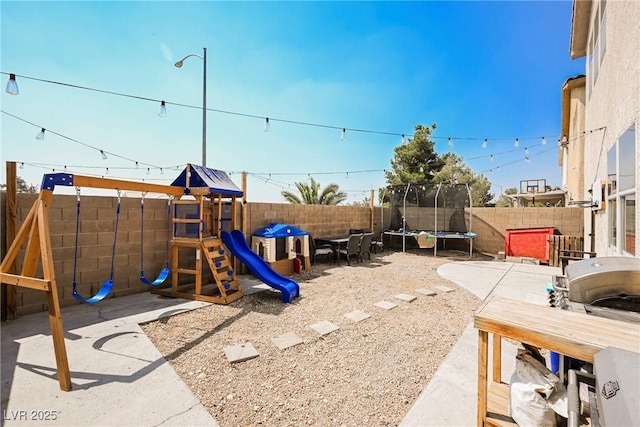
<box><xmin>201</xmin><ymin>239</ymin><xmax>243</xmax><ymax>301</ymax></box>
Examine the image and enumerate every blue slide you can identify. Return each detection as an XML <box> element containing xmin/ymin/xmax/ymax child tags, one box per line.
<box><xmin>221</xmin><ymin>230</ymin><xmax>300</xmax><ymax>303</ymax></box>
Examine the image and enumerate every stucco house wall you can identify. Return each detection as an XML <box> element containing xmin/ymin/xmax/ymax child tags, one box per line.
<box><xmin>571</xmin><ymin>0</ymin><xmax>640</xmax><ymax>257</ymax></box>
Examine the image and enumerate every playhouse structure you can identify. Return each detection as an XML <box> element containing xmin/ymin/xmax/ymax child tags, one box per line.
<box><xmin>251</xmin><ymin>223</ymin><xmax>311</xmax><ymax>275</ymax></box>
<box><xmin>0</xmin><ymin>164</ymin><xmax>245</xmax><ymax>391</ymax></box>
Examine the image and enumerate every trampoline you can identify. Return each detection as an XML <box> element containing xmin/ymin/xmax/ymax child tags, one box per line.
<box><xmin>382</xmin><ymin>183</ymin><xmax>475</xmax><ymax>258</ymax></box>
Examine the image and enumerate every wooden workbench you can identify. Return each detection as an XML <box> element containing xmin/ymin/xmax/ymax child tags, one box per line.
<box><xmin>474</xmin><ymin>297</ymin><xmax>640</xmax><ymax>427</ymax></box>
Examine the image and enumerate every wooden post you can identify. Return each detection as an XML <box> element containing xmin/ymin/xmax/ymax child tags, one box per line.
<box><xmin>369</xmin><ymin>189</ymin><xmax>375</xmax><ymax>232</ymax></box>
<box><xmin>3</xmin><ymin>161</ymin><xmax>17</xmax><ymax>320</ymax></box>
<box><xmin>38</xmin><ymin>191</ymin><xmax>71</xmax><ymax>390</ymax></box>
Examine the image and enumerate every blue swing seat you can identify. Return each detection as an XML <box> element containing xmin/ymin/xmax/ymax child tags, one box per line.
<box><xmin>72</xmin><ymin>279</ymin><xmax>115</xmax><ymax>304</ymax></box>
<box><xmin>140</xmin><ymin>267</ymin><xmax>170</xmax><ymax>286</ymax></box>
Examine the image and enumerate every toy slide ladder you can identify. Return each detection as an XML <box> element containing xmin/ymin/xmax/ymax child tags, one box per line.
<box><xmin>201</xmin><ymin>238</ymin><xmax>243</xmax><ymax>304</ymax></box>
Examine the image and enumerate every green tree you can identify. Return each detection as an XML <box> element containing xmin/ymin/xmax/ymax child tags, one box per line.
<box><xmin>281</xmin><ymin>177</ymin><xmax>347</xmax><ymax>205</ymax></box>
<box><xmin>495</xmin><ymin>187</ymin><xmax>518</xmax><ymax>207</ymax></box>
<box><xmin>0</xmin><ymin>176</ymin><xmax>38</xmax><ymax>193</ymax></box>
<box><xmin>432</xmin><ymin>153</ymin><xmax>494</xmax><ymax>206</ymax></box>
<box><xmin>384</xmin><ymin>123</ymin><xmax>441</xmax><ymax>186</ymax></box>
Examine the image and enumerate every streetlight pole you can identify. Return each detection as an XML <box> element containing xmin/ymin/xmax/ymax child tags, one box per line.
<box><xmin>175</xmin><ymin>47</ymin><xmax>207</xmax><ymax>167</ymax></box>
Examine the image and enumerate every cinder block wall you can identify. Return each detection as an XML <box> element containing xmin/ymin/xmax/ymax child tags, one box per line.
<box><xmin>6</xmin><ymin>193</ymin><xmax>174</xmax><ymax>316</ymax></box>
<box><xmin>2</xmin><ymin>192</ymin><xmax>584</xmax><ymax>315</ymax></box>
<box><xmin>245</xmin><ymin>202</ymin><xmax>372</xmax><ymax>239</ymax></box>
<box><xmin>469</xmin><ymin>207</ymin><xmax>584</xmax><ymax>255</ymax></box>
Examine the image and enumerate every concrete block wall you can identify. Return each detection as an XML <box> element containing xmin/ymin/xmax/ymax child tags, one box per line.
<box><xmin>2</xmin><ymin>192</ymin><xmax>584</xmax><ymax>315</ymax></box>
<box><xmin>469</xmin><ymin>207</ymin><xmax>584</xmax><ymax>255</ymax></box>
<box><xmin>245</xmin><ymin>202</ymin><xmax>372</xmax><ymax>239</ymax></box>
<box><xmin>5</xmin><ymin>193</ymin><xmax>174</xmax><ymax>316</ymax></box>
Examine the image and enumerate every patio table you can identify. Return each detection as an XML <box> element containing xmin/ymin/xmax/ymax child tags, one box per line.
<box><xmin>315</xmin><ymin>236</ymin><xmax>349</xmax><ymax>265</ymax></box>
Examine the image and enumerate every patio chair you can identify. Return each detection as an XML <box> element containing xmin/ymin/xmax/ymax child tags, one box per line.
<box><xmin>359</xmin><ymin>233</ymin><xmax>374</xmax><ymax>262</ymax></box>
<box><xmin>338</xmin><ymin>234</ymin><xmax>362</xmax><ymax>266</ymax></box>
<box><xmin>311</xmin><ymin>236</ymin><xmax>335</xmax><ymax>264</ymax></box>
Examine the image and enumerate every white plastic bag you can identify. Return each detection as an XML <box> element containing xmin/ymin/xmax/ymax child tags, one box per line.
<box><xmin>509</xmin><ymin>350</ymin><xmax>568</xmax><ymax>426</ymax></box>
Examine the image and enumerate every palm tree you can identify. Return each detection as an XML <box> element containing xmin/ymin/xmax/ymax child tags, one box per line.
<box><xmin>281</xmin><ymin>177</ymin><xmax>347</xmax><ymax>205</ymax></box>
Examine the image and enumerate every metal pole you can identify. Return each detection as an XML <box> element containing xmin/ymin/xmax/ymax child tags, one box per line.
<box><xmin>202</xmin><ymin>47</ymin><xmax>207</xmax><ymax>167</ymax></box>
<box><xmin>402</xmin><ymin>183</ymin><xmax>411</xmax><ymax>253</ymax></box>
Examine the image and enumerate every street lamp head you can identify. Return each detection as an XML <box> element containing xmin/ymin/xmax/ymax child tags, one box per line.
<box><xmin>174</xmin><ymin>61</ymin><xmax>184</xmax><ymax>68</ymax></box>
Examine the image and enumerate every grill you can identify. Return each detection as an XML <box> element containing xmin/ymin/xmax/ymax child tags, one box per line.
<box><xmin>552</xmin><ymin>257</ymin><xmax>640</xmax><ymax>323</ymax></box>
<box><xmin>551</xmin><ymin>256</ymin><xmax>640</xmax><ymax>427</ymax></box>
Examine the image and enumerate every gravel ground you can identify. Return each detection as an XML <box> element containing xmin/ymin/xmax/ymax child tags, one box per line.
<box><xmin>141</xmin><ymin>250</ymin><xmax>486</xmax><ymax>427</ymax></box>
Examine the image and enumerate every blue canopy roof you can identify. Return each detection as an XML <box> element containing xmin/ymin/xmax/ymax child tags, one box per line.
<box><xmin>253</xmin><ymin>223</ymin><xmax>309</xmax><ymax>238</ymax></box>
<box><xmin>171</xmin><ymin>164</ymin><xmax>243</xmax><ymax>197</ymax></box>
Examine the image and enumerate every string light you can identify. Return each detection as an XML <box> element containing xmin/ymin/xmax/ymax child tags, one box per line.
<box><xmin>105</xmin><ymin>167</ymin><xmax>110</xmax><ymax>175</ymax></box>
<box><xmin>5</xmin><ymin>73</ymin><xmax>19</xmax><ymax>95</ymax></box>
<box><xmin>100</xmin><ymin>150</ymin><xmax>108</xmax><ymax>160</ymax></box>
<box><xmin>482</xmin><ymin>138</ymin><xmax>488</xmax><ymax>149</ymax></box>
<box><xmin>35</xmin><ymin>128</ymin><xmax>45</xmax><ymax>140</ymax></box>
<box><xmin>448</xmin><ymin>137</ymin><xmax>453</xmax><ymax>147</ymax></box>
<box><xmin>541</xmin><ymin>137</ymin><xmax>547</xmax><ymax>145</ymax></box>
<box><xmin>340</xmin><ymin>128</ymin><xmax>346</xmax><ymax>141</ymax></box>
<box><xmin>514</xmin><ymin>138</ymin><xmax>520</xmax><ymax>148</ymax></box>
<box><xmin>401</xmin><ymin>134</ymin><xmax>406</xmax><ymax>144</ymax></box>
<box><xmin>525</xmin><ymin>147</ymin><xmax>529</xmax><ymax>154</ymax></box>
<box><xmin>158</xmin><ymin>101</ymin><xmax>167</xmax><ymax>117</ymax></box>
<box><xmin>525</xmin><ymin>157</ymin><xmax>531</xmax><ymax>163</ymax></box>
<box><xmin>264</xmin><ymin>117</ymin><xmax>270</xmax><ymax>132</ymax></box>
<box><xmin>19</xmin><ymin>162</ymin><xmax>24</xmax><ymax>169</ymax></box>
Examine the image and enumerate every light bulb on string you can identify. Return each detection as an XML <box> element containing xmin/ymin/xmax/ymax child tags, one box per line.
<box><xmin>514</xmin><ymin>138</ymin><xmax>520</xmax><ymax>148</ymax></box>
<box><xmin>100</xmin><ymin>150</ymin><xmax>108</xmax><ymax>160</ymax></box>
<box><xmin>525</xmin><ymin>157</ymin><xmax>531</xmax><ymax>163</ymax></box>
<box><xmin>448</xmin><ymin>137</ymin><xmax>454</xmax><ymax>147</ymax></box>
<box><xmin>160</xmin><ymin>168</ymin><xmax>164</xmax><ymax>175</ymax></box>
<box><xmin>264</xmin><ymin>117</ymin><xmax>270</xmax><ymax>132</ymax></box>
<box><xmin>401</xmin><ymin>134</ymin><xmax>406</xmax><ymax>144</ymax></box>
<box><xmin>135</xmin><ymin>161</ymin><xmax>139</xmax><ymax>170</ymax></box>
<box><xmin>158</xmin><ymin>101</ymin><xmax>167</xmax><ymax>117</ymax></box>
<box><xmin>340</xmin><ymin>128</ymin><xmax>346</xmax><ymax>141</ymax></box>
<box><xmin>105</xmin><ymin>167</ymin><xmax>110</xmax><ymax>175</ymax></box>
<box><xmin>525</xmin><ymin>147</ymin><xmax>529</xmax><ymax>154</ymax></box>
<box><xmin>147</xmin><ymin>168</ymin><xmax>150</xmax><ymax>175</ymax></box>
<box><xmin>35</xmin><ymin>128</ymin><xmax>45</xmax><ymax>140</ymax></box>
<box><xmin>482</xmin><ymin>138</ymin><xmax>488</xmax><ymax>149</ymax></box>
<box><xmin>490</xmin><ymin>154</ymin><xmax>494</xmax><ymax>162</ymax></box>
<box><xmin>541</xmin><ymin>137</ymin><xmax>547</xmax><ymax>145</ymax></box>
<box><xmin>5</xmin><ymin>73</ymin><xmax>19</xmax><ymax>95</ymax></box>
<box><xmin>19</xmin><ymin>162</ymin><xmax>24</xmax><ymax>169</ymax></box>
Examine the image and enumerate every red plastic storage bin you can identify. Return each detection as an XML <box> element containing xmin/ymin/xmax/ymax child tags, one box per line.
<box><xmin>505</xmin><ymin>227</ymin><xmax>558</xmax><ymax>264</ymax></box>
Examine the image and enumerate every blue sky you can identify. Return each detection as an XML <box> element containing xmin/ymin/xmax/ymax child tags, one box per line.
<box><xmin>1</xmin><ymin>1</ymin><xmax>585</xmax><ymax>203</ymax></box>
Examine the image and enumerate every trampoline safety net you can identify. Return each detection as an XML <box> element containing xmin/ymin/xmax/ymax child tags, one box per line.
<box><xmin>385</xmin><ymin>183</ymin><xmax>471</xmax><ymax>233</ymax></box>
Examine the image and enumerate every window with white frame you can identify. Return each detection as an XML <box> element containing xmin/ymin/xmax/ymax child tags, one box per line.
<box><xmin>607</xmin><ymin>123</ymin><xmax>636</xmax><ymax>255</ymax></box>
<box><xmin>587</xmin><ymin>0</ymin><xmax>607</xmax><ymax>98</ymax></box>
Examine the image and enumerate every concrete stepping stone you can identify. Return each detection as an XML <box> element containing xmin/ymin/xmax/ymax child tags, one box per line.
<box><xmin>416</xmin><ymin>288</ymin><xmax>437</xmax><ymax>296</ymax></box>
<box><xmin>374</xmin><ymin>300</ymin><xmax>398</xmax><ymax>310</ymax></box>
<box><xmin>434</xmin><ymin>285</ymin><xmax>455</xmax><ymax>293</ymax></box>
<box><xmin>394</xmin><ymin>293</ymin><xmax>417</xmax><ymax>302</ymax></box>
<box><xmin>344</xmin><ymin>310</ymin><xmax>371</xmax><ymax>323</ymax></box>
<box><xmin>223</xmin><ymin>342</ymin><xmax>259</xmax><ymax>363</ymax></box>
<box><xmin>272</xmin><ymin>332</ymin><xmax>303</xmax><ymax>350</ymax></box>
<box><xmin>310</xmin><ymin>320</ymin><xmax>340</xmax><ymax>336</ymax></box>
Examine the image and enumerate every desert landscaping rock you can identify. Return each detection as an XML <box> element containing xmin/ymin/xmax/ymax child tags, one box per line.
<box><xmin>142</xmin><ymin>250</ymin><xmax>484</xmax><ymax>426</ymax></box>
<box><xmin>415</xmin><ymin>287</ymin><xmax>437</xmax><ymax>296</ymax></box>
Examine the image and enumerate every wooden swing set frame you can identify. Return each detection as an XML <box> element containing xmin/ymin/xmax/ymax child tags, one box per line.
<box><xmin>0</xmin><ymin>169</ymin><xmax>241</xmax><ymax>391</ymax></box>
